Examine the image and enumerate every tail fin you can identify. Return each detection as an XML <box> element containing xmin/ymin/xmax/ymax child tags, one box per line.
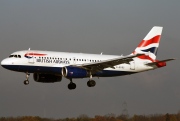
<box><xmin>132</xmin><ymin>26</ymin><xmax>163</xmax><ymax>61</ymax></box>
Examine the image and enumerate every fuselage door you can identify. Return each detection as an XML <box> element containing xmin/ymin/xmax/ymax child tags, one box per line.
<box><xmin>130</xmin><ymin>61</ymin><xmax>135</xmax><ymax>70</ymax></box>
<box><xmin>27</xmin><ymin>52</ymin><xmax>35</xmax><ymax>64</ymax></box>
<box><xmin>73</xmin><ymin>57</ymin><xmax>76</xmax><ymax>64</ymax></box>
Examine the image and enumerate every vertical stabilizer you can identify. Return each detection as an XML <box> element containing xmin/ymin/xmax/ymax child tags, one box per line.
<box><xmin>133</xmin><ymin>26</ymin><xmax>163</xmax><ymax>60</ymax></box>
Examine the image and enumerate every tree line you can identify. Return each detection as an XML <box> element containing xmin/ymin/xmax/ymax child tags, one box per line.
<box><xmin>0</xmin><ymin>113</ymin><xmax>180</xmax><ymax>121</ymax></box>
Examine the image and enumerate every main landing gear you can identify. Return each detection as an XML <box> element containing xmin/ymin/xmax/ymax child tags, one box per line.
<box><xmin>87</xmin><ymin>74</ymin><xmax>96</xmax><ymax>87</ymax></box>
<box><xmin>67</xmin><ymin>74</ymin><xmax>96</xmax><ymax>90</ymax></box>
<box><xmin>24</xmin><ymin>72</ymin><xmax>30</xmax><ymax>85</ymax></box>
<box><xmin>68</xmin><ymin>78</ymin><xmax>76</xmax><ymax>90</ymax></box>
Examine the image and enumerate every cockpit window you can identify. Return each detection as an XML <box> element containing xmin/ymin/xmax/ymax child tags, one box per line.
<box><xmin>9</xmin><ymin>55</ymin><xmax>14</xmax><ymax>58</ymax></box>
<box><xmin>9</xmin><ymin>55</ymin><xmax>21</xmax><ymax>58</ymax></box>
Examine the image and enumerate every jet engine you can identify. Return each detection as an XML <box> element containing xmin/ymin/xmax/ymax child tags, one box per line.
<box><xmin>62</xmin><ymin>66</ymin><xmax>89</xmax><ymax>78</ymax></box>
<box><xmin>33</xmin><ymin>73</ymin><xmax>62</xmax><ymax>83</ymax></box>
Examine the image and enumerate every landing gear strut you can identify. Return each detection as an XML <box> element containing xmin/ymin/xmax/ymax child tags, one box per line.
<box><xmin>24</xmin><ymin>72</ymin><xmax>30</xmax><ymax>85</ymax></box>
<box><xmin>87</xmin><ymin>74</ymin><xmax>96</xmax><ymax>87</ymax></box>
<box><xmin>68</xmin><ymin>78</ymin><xmax>76</xmax><ymax>90</ymax></box>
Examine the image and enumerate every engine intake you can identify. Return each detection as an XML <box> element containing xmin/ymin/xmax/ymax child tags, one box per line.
<box><xmin>33</xmin><ymin>73</ymin><xmax>62</xmax><ymax>83</ymax></box>
<box><xmin>62</xmin><ymin>66</ymin><xmax>89</xmax><ymax>78</ymax></box>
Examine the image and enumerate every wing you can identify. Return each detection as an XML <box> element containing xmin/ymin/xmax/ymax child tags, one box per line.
<box><xmin>71</xmin><ymin>54</ymin><xmax>144</xmax><ymax>74</ymax></box>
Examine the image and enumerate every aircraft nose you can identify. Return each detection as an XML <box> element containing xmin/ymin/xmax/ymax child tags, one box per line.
<box><xmin>1</xmin><ymin>58</ymin><xmax>19</xmax><ymax>71</ymax></box>
<box><xmin>1</xmin><ymin>58</ymin><xmax>12</xmax><ymax>68</ymax></box>
<box><xmin>1</xmin><ymin>59</ymin><xmax>7</xmax><ymax>68</ymax></box>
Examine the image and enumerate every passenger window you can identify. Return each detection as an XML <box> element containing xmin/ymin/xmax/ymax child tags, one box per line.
<box><xmin>18</xmin><ymin>55</ymin><xmax>21</xmax><ymax>58</ymax></box>
<box><xmin>14</xmin><ymin>55</ymin><xmax>17</xmax><ymax>58</ymax></box>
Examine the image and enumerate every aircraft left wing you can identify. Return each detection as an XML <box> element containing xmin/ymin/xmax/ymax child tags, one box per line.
<box><xmin>71</xmin><ymin>54</ymin><xmax>144</xmax><ymax>73</ymax></box>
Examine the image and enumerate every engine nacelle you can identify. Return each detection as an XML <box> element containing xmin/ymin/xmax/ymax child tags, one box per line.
<box><xmin>62</xmin><ymin>66</ymin><xmax>89</xmax><ymax>78</ymax></box>
<box><xmin>33</xmin><ymin>73</ymin><xmax>62</xmax><ymax>83</ymax></box>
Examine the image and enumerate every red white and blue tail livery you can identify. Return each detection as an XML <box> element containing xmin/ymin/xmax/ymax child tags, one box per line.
<box><xmin>133</xmin><ymin>26</ymin><xmax>162</xmax><ymax>60</ymax></box>
<box><xmin>1</xmin><ymin>26</ymin><xmax>175</xmax><ymax>90</ymax></box>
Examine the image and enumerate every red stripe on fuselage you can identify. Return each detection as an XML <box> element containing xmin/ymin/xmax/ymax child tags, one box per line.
<box><xmin>25</xmin><ymin>53</ymin><xmax>47</xmax><ymax>56</ymax></box>
<box><xmin>138</xmin><ymin>35</ymin><xmax>161</xmax><ymax>47</ymax></box>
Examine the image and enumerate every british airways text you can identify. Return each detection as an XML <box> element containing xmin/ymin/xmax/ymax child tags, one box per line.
<box><xmin>36</xmin><ymin>59</ymin><xmax>70</xmax><ymax>64</ymax></box>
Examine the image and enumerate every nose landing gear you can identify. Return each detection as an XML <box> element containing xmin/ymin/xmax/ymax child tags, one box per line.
<box><xmin>24</xmin><ymin>73</ymin><xmax>30</xmax><ymax>85</ymax></box>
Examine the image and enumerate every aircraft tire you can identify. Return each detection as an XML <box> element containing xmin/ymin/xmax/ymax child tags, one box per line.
<box><xmin>68</xmin><ymin>82</ymin><xmax>76</xmax><ymax>90</ymax></box>
<box><xmin>24</xmin><ymin>80</ymin><xmax>29</xmax><ymax>85</ymax></box>
<box><xmin>87</xmin><ymin>80</ymin><xmax>96</xmax><ymax>87</ymax></box>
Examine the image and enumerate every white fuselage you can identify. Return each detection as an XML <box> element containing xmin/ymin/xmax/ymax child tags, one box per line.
<box><xmin>1</xmin><ymin>50</ymin><xmax>154</xmax><ymax>78</ymax></box>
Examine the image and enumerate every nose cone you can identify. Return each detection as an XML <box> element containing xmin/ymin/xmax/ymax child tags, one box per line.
<box><xmin>1</xmin><ymin>59</ymin><xmax>6</xmax><ymax>65</ymax></box>
<box><xmin>1</xmin><ymin>59</ymin><xmax>9</xmax><ymax>68</ymax></box>
<box><xmin>1</xmin><ymin>58</ymin><xmax>19</xmax><ymax>71</ymax></box>
<box><xmin>1</xmin><ymin>58</ymin><xmax>14</xmax><ymax>70</ymax></box>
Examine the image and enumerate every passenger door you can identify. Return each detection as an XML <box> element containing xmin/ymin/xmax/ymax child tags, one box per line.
<box><xmin>130</xmin><ymin>61</ymin><xmax>135</xmax><ymax>70</ymax></box>
<box><xmin>27</xmin><ymin>52</ymin><xmax>35</xmax><ymax>64</ymax></box>
<box><xmin>73</xmin><ymin>57</ymin><xmax>76</xmax><ymax>64</ymax></box>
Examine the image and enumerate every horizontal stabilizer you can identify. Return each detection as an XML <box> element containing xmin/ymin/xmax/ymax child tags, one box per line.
<box><xmin>146</xmin><ymin>58</ymin><xmax>175</xmax><ymax>66</ymax></box>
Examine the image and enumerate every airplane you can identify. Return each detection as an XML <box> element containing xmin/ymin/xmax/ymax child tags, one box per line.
<box><xmin>1</xmin><ymin>26</ymin><xmax>175</xmax><ymax>90</ymax></box>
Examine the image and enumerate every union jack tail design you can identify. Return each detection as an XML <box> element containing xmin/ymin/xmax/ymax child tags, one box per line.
<box><xmin>132</xmin><ymin>26</ymin><xmax>163</xmax><ymax>61</ymax></box>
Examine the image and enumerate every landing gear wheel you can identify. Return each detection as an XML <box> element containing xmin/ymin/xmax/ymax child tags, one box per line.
<box><xmin>68</xmin><ymin>82</ymin><xmax>76</xmax><ymax>90</ymax></box>
<box><xmin>24</xmin><ymin>80</ymin><xmax>29</xmax><ymax>85</ymax></box>
<box><xmin>24</xmin><ymin>72</ymin><xmax>30</xmax><ymax>85</ymax></box>
<box><xmin>87</xmin><ymin>80</ymin><xmax>96</xmax><ymax>87</ymax></box>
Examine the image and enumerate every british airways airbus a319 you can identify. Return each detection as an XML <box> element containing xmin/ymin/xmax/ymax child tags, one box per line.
<box><xmin>1</xmin><ymin>26</ymin><xmax>175</xmax><ymax>90</ymax></box>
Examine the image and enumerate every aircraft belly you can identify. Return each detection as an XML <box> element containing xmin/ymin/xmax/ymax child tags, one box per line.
<box><xmin>4</xmin><ymin>65</ymin><xmax>62</xmax><ymax>74</ymax></box>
